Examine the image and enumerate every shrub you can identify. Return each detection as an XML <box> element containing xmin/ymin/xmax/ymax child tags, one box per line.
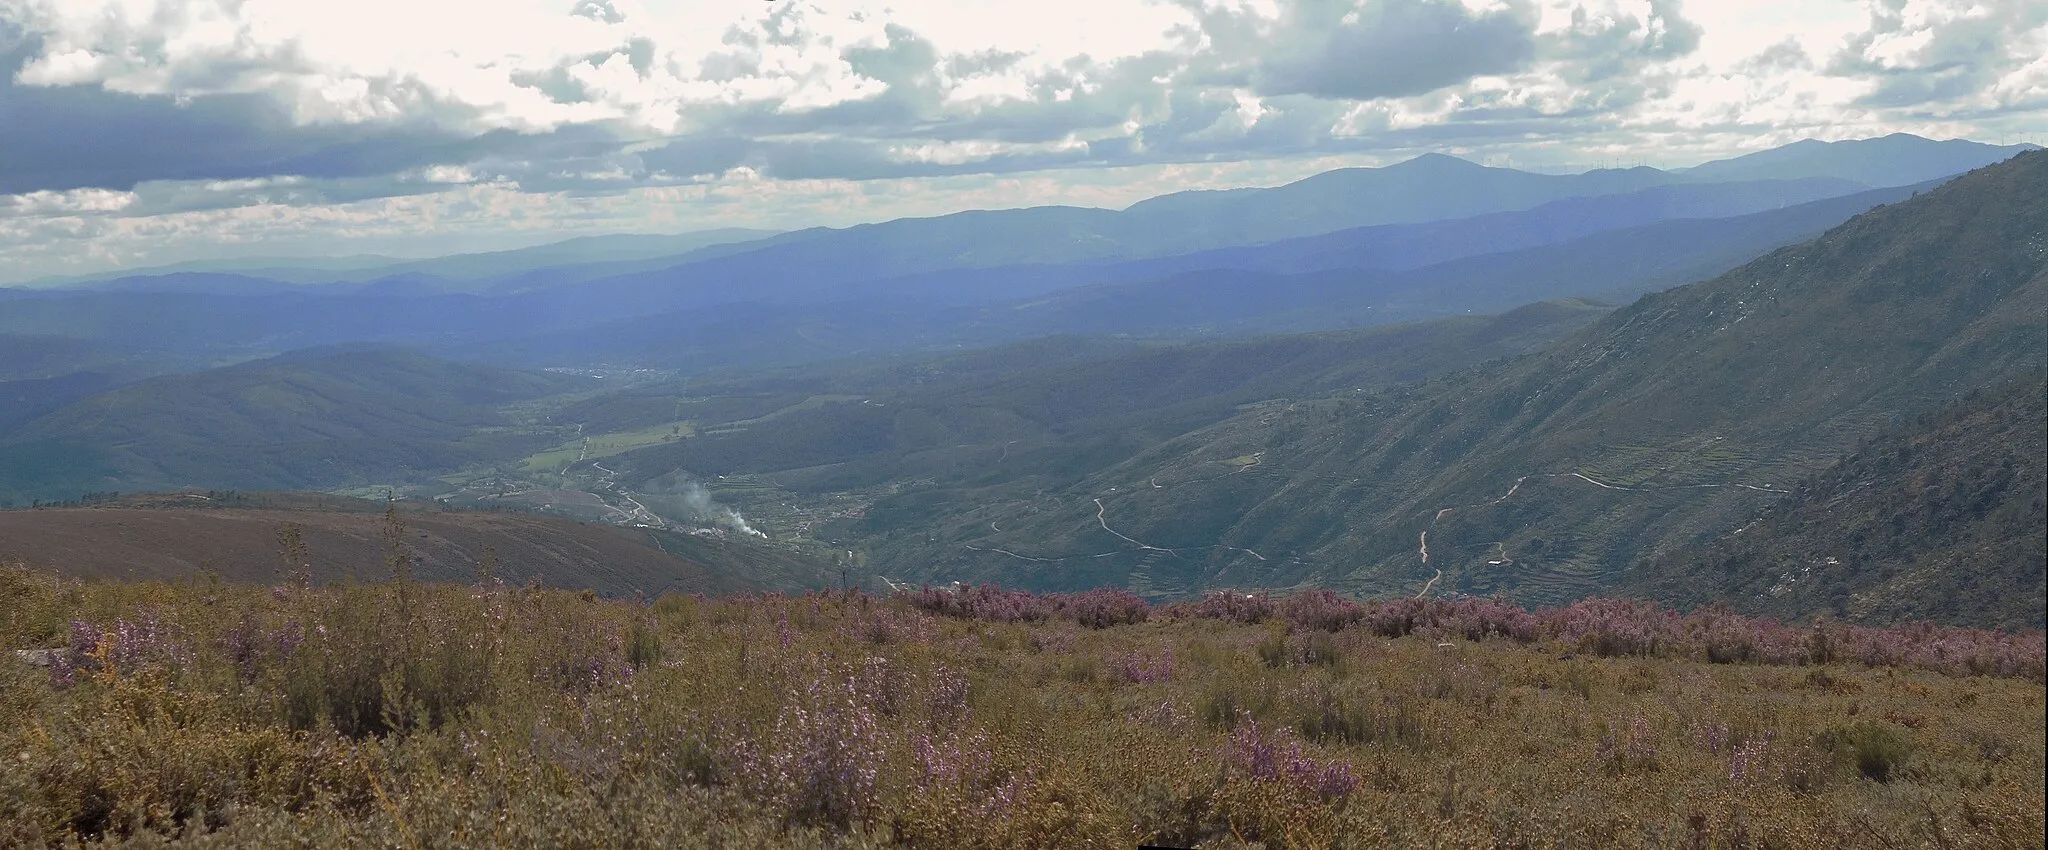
<box><xmin>1546</xmin><ymin>598</ymin><xmax>1677</xmax><ymax>658</ymax></box>
<box><xmin>1176</xmin><ymin>591</ymin><xmax>1274</xmax><ymax>624</ymax></box>
<box><xmin>1819</xmin><ymin>722</ymin><xmax>1916</xmax><ymax>783</ymax></box>
<box><xmin>626</xmin><ymin>617</ymin><xmax>664</xmax><ymax>669</ymax></box>
<box><xmin>1291</xmin><ymin>678</ymin><xmax>1427</xmax><ymax>749</ymax></box>
<box><xmin>1222</xmin><ymin>712</ymin><xmax>1358</xmax><ymax>801</ymax></box>
<box><xmin>3</xmin><ymin>567</ymin><xmax>2041</xmax><ymax>848</ymax></box>
<box><xmin>1594</xmin><ymin>714</ymin><xmax>1661</xmax><ymax>775</ymax></box>
<box><xmin>736</xmin><ymin>660</ymin><xmax>888</xmax><ymax>828</ymax></box>
<box><xmin>1064</xmin><ymin>588</ymin><xmax>1149</xmax><ymax>629</ymax></box>
<box><xmin>1112</xmin><ymin>649</ymin><xmax>1176</xmax><ymax>684</ymax></box>
<box><xmin>1198</xmin><ymin>680</ymin><xmax>1277</xmax><ymax>730</ymax></box>
<box><xmin>1277</xmin><ymin>590</ymin><xmax>1361</xmax><ymax>633</ymax></box>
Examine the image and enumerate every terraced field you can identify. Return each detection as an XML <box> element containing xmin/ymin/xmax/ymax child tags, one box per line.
<box><xmin>520</xmin><ymin>421</ymin><xmax>696</xmax><ymax>471</ymax></box>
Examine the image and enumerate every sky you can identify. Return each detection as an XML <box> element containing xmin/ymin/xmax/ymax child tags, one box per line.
<box><xmin>1</xmin><ymin>0</ymin><xmax>2044</xmax><ymax>281</ymax></box>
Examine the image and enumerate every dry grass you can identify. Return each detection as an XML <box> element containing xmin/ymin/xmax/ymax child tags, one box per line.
<box><xmin>3</xmin><ymin>564</ymin><xmax>2041</xmax><ymax>849</ymax></box>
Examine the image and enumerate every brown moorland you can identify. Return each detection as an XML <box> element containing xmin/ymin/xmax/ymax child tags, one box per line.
<box><xmin>2</xmin><ymin>568</ymin><xmax>2041</xmax><ymax>849</ymax></box>
<box><xmin>0</xmin><ymin>493</ymin><xmax>803</xmax><ymax>597</ymax></box>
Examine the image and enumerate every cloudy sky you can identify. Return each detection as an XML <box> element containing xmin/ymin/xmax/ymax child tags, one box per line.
<box><xmin>2</xmin><ymin>0</ymin><xmax>2043</xmax><ymax>281</ymax></box>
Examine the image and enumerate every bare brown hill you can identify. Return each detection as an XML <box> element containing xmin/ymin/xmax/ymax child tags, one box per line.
<box><xmin>0</xmin><ymin>497</ymin><xmax>820</xmax><ymax>597</ymax></box>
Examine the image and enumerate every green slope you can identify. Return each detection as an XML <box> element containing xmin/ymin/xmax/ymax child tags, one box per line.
<box><xmin>0</xmin><ymin>349</ymin><xmax>592</xmax><ymax>502</ymax></box>
<box><xmin>1620</xmin><ymin>375</ymin><xmax>2046</xmax><ymax>630</ymax></box>
<box><xmin>606</xmin><ymin>300</ymin><xmax>1607</xmax><ymax>485</ymax></box>
<box><xmin>862</xmin><ymin>151</ymin><xmax>2048</xmax><ymax>604</ymax></box>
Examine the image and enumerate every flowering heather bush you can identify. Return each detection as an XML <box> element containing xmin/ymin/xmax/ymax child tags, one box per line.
<box><xmin>1064</xmin><ymin>587</ymin><xmax>1151</xmax><ymax>629</ymax></box>
<box><xmin>1224</xmin><ymin>712</ymin><xmax>1360</xmax><ymax>801</ymax></box>
<box><xmin>1594</xmin><ymin>713</ymin><xmax>1662</xmax><ymax>775</ymax></box>
<box><xmin>906</xmin><ymin>583</ymin><xmax>1055</xmax><ymax>622</ymax></box>
<box><xmin>909</xmin><ymin>584</ymin><xmax>1148</xmax><ymax>629</ymax></box>
<box><xmin>0</xmin><ymin>563</ymin><xmax>2041</xmax><ymax>848</ymax></box>
<box><xmin>1437</xmin><ymin>595</ymin><xmax>1541</xmax><ymax>642</ymax></box>
<box><xmin>1174</xmin><ymin>590</ymin><xmax>1275</xmax><ymax>624</ymax></box>
<box><xmin>738</xmin><ymin>660</ymin><xmax>889</xmax><ymax>827</ymax></box>
<box><xmin>1277</xmin><ymin>589</ymin><xmax>1364</xmax><ymax>632</ymax></box>
<box><xmin>1546</xmin><ymin>596</ymin><xmax>1679</xmax><ymax>656</ymax></box>
<box><xmin>1112</xmin><ymin>649</ymin><xmax>1176</xmax><ymax>684</ymax></box>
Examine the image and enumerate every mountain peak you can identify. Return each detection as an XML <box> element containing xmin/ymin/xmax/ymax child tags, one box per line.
<box><xmin>1392</xmin><ymin>152</ymin><xmax>1484</xmax><ymax>171</ymax></box>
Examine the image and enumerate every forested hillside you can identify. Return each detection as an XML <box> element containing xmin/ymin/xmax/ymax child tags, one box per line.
<box><xmin>0</xmin><ymin>350</ymin><xmax>590</xmax><ymax>502</ymax></box>
<box><xmin>857</xmin><ymin>151</ymin><xmax>2047</xmax><ymax>602</ymax></box>
<box><xmin>1623</xmin><ymin>375</ymin><xmax>2047</xmax><ymax>629</ymax></box>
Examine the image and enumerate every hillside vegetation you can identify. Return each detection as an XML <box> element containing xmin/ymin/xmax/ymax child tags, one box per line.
<box><xmin>1624</xmin><ymin>375</ymin><xmax>2048</xmax><ymax>630</ymax></box>
<box><xmin>0</xmin><ymin>371</ymin><xmax>118</xmax><ymax>436</ymax></box>
<box><xmin>0</xmin><ymin>350</ymin><xmax>590</xmax><ymax>503</ymax></box>
<box><xmin>609</xmin><ymin>300</ymin><xmax>1608</xmax><ymax>492</ymax></box>
<box><xmin>2</xmin><ymin>570</ymin><xmax>2040</xmax><ymax>848</ymax></box>
<box><xmin>855</xmin><ymin>151</ymin><xmax>2046</xmax><ymax>602</ymax></box>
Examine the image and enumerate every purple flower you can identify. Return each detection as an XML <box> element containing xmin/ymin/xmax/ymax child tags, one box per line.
<box><xmin>1278</xmin><ymin>590</ymin><xmax>1363</xmax><ymax>633</ymax></box>
<box><xmin>1224</xmin><ymin>711</ymin><xmax>1357</xmax><ymax>801</ymax></box>
<box><xmin>1175</xmin><ymin>591</ymin><xmax>1275</xmax><ymax>624</ymax></box>
<box><xmin>1113</xmin><ymin>649</ymin><xmax>1176</xmax><ymax>684</ymax></box>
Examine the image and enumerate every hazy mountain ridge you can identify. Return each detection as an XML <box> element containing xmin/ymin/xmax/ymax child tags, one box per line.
<box><xmin>1123</xmin><ymin>154</ymin><xmax>1666</xmax><ymax>244</ymax></box>
<box><xmin>479</xmin><ymin>181</ymin><xmax>1935</xmax><ymax>371</ymax></box>
<box><xmin>946</xmin><ymin>180</ymin><xmax>1940</xmax><ymax>339</ymax></box>
<box><xmin>13</xmin><ymin>134</ymin><xmax>2021</xmax><ymax>301</ymax></box>
<box><xmin>414</xmin><ymin>158</ymin><xmax>1894</xmax><ymax>315</ymax></box>
<box><xmin>1097</xmin><ymin>176</ymin><xmax>1876</xmax><ymax>279</ymax></box>
<box><xmin>1675</xmin><ymin>133</ymin><xmax>2041</xmax><ymax>187</ymax></box>
<box><xmin>0</xmin><ymin>136</ymin><xmax>2023</xmax><ymax>384</ymax></box>
<box><xmin>15</xmin><ymin>229</ymin><xmax>782</xmax><ymax>289</ymax></box>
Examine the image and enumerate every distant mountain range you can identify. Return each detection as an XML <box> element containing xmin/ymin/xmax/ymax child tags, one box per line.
<box><xmin>4</xmin><ymin>135</ymin><xmax>2023</xmax><ymax>382</ymax></box>
<box><xmin>18</xmin><ymin>229</ymin><xmax>781</xmax><ymax>289</ymax></box>
<box><xmin>1672</xmin><ymin>132</ymin><xmax>2043</xmax><ymax>187</ymax></box>
<box><xmin>482</xmin><ymin>179</ymin><xmax>1937</xmax><ymax>369</ymax></box>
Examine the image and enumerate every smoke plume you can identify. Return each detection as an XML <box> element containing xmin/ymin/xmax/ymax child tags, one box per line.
<box><xmin>641</xmin><ymin>471</ymin><xmax>767</xmax><ymax>538</ymax></box>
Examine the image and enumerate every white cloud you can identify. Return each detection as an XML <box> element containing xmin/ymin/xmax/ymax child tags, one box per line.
<box><xmin>1</xmin><ymin>187</ymin><xmax>138</xmax><ymax>215</ymax></box>
<box><xmin>0</xmin><ymin>0</ymin><xmax>2042</xmax><ymax>279</ymax></box>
